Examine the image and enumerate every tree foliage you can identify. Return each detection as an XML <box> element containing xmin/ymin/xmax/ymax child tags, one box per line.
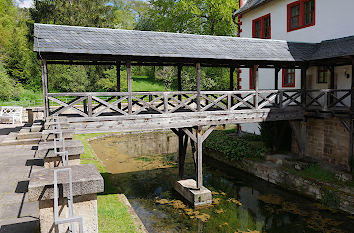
<box><xmin>0</xmin><ymin>0</ymin><xmax>240</xmax><ymax>101</ymax></box>
<box><xmin>0</xmin><ymin>0</ymin><xmax>38</xmax><ymax>93</ymax></box>
<box><xmin>146</xmin><ymin>0</ymin><xmax>238</xmax><ymax>36</ymax></box>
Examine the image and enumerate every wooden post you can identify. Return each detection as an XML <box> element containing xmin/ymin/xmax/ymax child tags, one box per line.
<box><xmin>196</xmin><ymin>63</ymin><xmax>201</xmax><ymax>111</ymax></box>
<box><xmin>83</xmin><ymin>99</ymin><xmax>87</xmax><ymax>114</ymax></box>
<box><xmin>178</xmin><ymin>129</ymin><xmax>185</xmax><ymax>179</ymax></box>
<box><xmin>88</xmin><ymin>95</ymin><xmax>92</xmax><ymax>117</ymax></box>
<box><xmin>351</xmin><ymin>57</ymin><xmax>354</xmax><ymax>112</ymax></box>
<box><xmin>178</xmin><ymin>65</ymin><xmax>182</xmax><ymax>101</ymax></box>
<box><xmin>196</xmin><ymin>127</ymin><xmax>203</xmax><ymax>189</ymax></box>
<box><xmin>275</xmin><ymin>67</ymin><xmax>280</xmax><ymax>105</ymax></box>
<box><xmin>253</xmin><ymin>65</ymin><xmax>259</xmax><ymax>109</ymax></box>
<box><xmin>349</xmin><ymin>120</ymin><xmax>353</xmax><ymax>172</ymax></box>
<box><xmin>230</xmin><ymin>67</ymin><xmax>235</xmax><ymax>106</ymax></box>
<box><xmin>41</xmin><ymin>59</ymin><xmax>49</xmax><ymax>117</ymax></box>
<box><xmin>300</xmin><ymin>120</ymin><xmax>306</xmax><ymax>158</ymax></box>
<box><xmin>301</xmin><ymin>66</ymin><xmax>307</xmax><ymax>108</ymax></box>
<box><xmin>117</xmin><ymin>61</ymin><xmax>121</xmax><ymax>109</ymax></box>
<box><xmin>127</xmin><ymin>60</ymin><xmax>132</xmax><ymax>114</ymax></box>
<box><xmin>329</xmin><ymin>66</ymin><xmax>335</xmax><ymax>105</ymax></box>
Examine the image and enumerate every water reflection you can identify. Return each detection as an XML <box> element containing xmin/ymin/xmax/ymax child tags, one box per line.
<box><xmin>90</xmin><ymin>132</ymin><xmax>354</xmax><ymax>233</ymax></box>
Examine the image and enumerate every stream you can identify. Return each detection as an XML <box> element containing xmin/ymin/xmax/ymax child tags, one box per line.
<box><xmin>89</xmin><ymin>131</ymin><xmax>354</xmax><ymax>233</ymax></box>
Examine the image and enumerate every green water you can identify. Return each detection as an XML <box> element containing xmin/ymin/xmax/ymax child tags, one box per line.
<box><xmin>91</xmin><ymin>135</ymin><xmax>354</xmax><ymax>233</ymax></box>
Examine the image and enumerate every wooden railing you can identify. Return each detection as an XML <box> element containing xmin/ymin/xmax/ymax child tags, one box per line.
<box><xmin>46</xmin><ymin>89</ymin><xmax>352</xmax><ymax>117</ymax></box>
<box><xmin>305</xmin><ymin>89</ymin><xmax>352</xmax><ymax>112</ymax></box>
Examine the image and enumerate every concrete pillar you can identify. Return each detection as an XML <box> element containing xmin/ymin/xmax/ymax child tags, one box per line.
<box><xmin>28</xmin><ymin>164</ymin><xmax>104</xmax><ymax>233</ymax></box>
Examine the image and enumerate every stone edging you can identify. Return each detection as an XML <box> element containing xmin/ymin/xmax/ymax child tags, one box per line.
<box><xmin>118</xmin><ymin>194</ymin><xmax>148</xmax><ymax>233</ymax></box>
<box><xmin>205</xmin><ymin>149</ymin><xmax>354</xmax><ymax>214</ymax></box>
<box><xmin>86</xmin><ymin>129</ymin><xmax>174</xmax><ymax>142</ymax></box>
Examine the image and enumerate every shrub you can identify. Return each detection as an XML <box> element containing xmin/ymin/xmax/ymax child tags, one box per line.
<box><xmin>204</xmin><ymin>130</ymin><xmax>269</xmax><ymax>161</ymax></box>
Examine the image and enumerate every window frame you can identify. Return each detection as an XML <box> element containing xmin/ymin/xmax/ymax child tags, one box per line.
<box><xmin>287</xmin><ymin>0</ymin><xmax>315</xmax><ymax>32</ymax></box>
<box><xmin>252</xmin><ymin>13</ymin><xmax>271</xmax><ymax>39</ymax></box>
<box><xmin>282</xmin><ymin>69</ymin><xmax>296</xmax><ymax>88</ymax></box>
<box><xmin>317</xmin><ymin>66</ymin><xmax>329</xmax><ymax>84</ymax></box>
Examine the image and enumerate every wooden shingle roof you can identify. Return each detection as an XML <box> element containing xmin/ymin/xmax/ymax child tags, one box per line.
<box><xmin>33</xmin><ymin>23</ymin><xmax>314</xmax><ymax>63</ymax></box>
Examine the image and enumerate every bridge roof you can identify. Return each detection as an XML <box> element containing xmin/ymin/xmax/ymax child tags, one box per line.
<box><xmin>34</xmin><ymin>23</ymin><xmax>315</xmax><ymax>65</ymax></box>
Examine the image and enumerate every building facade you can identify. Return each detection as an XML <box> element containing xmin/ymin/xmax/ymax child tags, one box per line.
<box><xmin>235</xmin><ymin>0</ymin><xmax>354</xmax><ymax>168</ymax></box>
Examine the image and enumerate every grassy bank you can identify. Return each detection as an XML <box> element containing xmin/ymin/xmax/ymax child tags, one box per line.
<box><xmin>74</xmin><ymin>134</ymin><xmax>140</xmax><ymax>233</ymax></box>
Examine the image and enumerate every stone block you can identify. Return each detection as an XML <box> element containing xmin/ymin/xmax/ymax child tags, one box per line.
<box><xmin>39</xmin><ymin>194</ymin><xmax>97</xmax><ymax>233</ymax></box>
<box><xmin>36</xmin><ymin>140</ymin><xmax>84</xmax><ymax>167</ymax></box>
<box><xmin>41</xmin><ymin>130</ymin><xmax>75</xmax><ymax>141</ymax></box>
<box><xmin>28</xmin><ymin>164</ymin><xmax>104</xmax><ymax>233</ymax></box>
<box><xmin>173</xmin><ymin>179</ymin><xmax>212</xmax><ymax>207</ymax></box>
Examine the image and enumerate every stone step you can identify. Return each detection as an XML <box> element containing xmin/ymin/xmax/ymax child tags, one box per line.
<box><xmin>17</xmin><ymin>132</ymin><xmax>42</xmax><ymax>140</ymax></box>
<box><xmin>36</xmin><ymin>140</ymin><xmax>84</xmax><ymax>158</ymax></box>
<box><xmin>0</xmin><ymin>217</ymin><xmax>39</xmax><ymax>233</ymax></box>
<box><xmin>0</xmin><ymin>138</ymin><xmax>41</xmax><ymax>146</ymax></box>
<box><xmin>41</xmin><ymin>131</ymin><xmax>75</xmax><ymax>141</ymax></box>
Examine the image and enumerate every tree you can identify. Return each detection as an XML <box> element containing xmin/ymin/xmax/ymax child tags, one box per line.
<box><xmin>0</xmin><ymin>0</ymin><xmax>39</xmax><ymax>89</ymax></box>
<box><xmin>30</xmin><ymin>0</ymin><xmax>114</xmax><ymax>27</ymax></box>
<box><xmin>147</xmin><ymin>0</ymin><xmax>238</xmax><ymax>36</ymax></box>
<box><xmin>0</xmin><ymin>62</ymin><xmax>23</xmax><ymax>100</ymax></box>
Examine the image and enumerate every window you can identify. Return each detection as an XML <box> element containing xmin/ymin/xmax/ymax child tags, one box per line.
<box><xmin>287</xmin><ymin>0</ymin><xmax>315</xmax><ymax>32</ymax></box>
<box><xmin>252</xmin><ymin>14</ymin><xmax>271</xmax><ymax>39</ymax></box>
<box><xmin>318</xmin><ymin>66</ymin><xmax>329</xmax><ymax>83</ymax></box>
<box><xmin>282</xmin><ymin>69</ymin><xmax>295</xmax><ymax>87</ymax></box>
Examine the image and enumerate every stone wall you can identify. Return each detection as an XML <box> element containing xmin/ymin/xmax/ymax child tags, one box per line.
<box><xmin>291</xmin><ymin>117</ymin><xmax>351</xmax><ymax>168</ymax></box>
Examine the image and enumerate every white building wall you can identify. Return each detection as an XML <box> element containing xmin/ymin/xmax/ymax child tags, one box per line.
<box><xmin>240</xmin><ymin>0</ymin><xmax>354</xmax><ymax>42</ymax></box>
<box><xmin>238</xmin><ymin>0</ymin><xmax>354</xmax><ymax>134</ymax></box>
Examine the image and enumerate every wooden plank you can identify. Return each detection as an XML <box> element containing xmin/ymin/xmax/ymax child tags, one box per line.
<box><xmin>182</xmin><ymin>128</ymin><xmax>197</xmax><ymax>142</ymax></box>
<box><xmin>91</xmin><ymin>96</ymin><xmax>128</xmax><ymax>117</ymax></box>
<box><xmin>202</xmin><ymin>125</ymin><xmax>216</xmax><ymax>142</ymax></box>
<box><xmin>48</xmin><ymin>96</ymin><xmax>88</xmax><ymax>117</ymax></box>
<box><xmin>196</xmin><ymin>63</ymin><xmax>201</xmax><ymax>111</ymax></box>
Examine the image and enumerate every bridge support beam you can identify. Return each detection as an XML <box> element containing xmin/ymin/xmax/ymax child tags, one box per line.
<box><xmin>289</xmin><ymin>120</ymin><xmax>306</xmax><ymax>158</ymax></box>
<box><xmin>172</xmin><ymin>126</ymin><xmax>215</xmax><ymax>207</ymax></box>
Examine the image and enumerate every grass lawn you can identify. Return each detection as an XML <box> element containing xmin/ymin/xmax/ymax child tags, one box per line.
<box><xmin>74</xmin><ymin>134</ymin><xmax>139</xmax><ymax>233</ymax></box>
<box><xmin>132</xmin><ymin>75</ymin><xmax>171</xmax><ymax>92</ymax></box>
<box><xmin>288</xmin><ymin>164</ymin><xmax>337</xmax><ymax>183</ymax></box>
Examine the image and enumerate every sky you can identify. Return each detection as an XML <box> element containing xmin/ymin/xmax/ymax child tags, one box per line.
<box><xmin>16</xmin><ymin>0</ymin><xmax>33</xmax><ymax>8</ymax></box>
<box><xmin>16</xmin><ymin>0</ymin><xmax>149</xmax><ymax>8</ymax></box>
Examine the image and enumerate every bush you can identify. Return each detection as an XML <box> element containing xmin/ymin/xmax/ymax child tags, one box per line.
<box><xmin>204</xmin><ymin>130</ymin><xmax>269</xmax><ymax>161</ymax></box>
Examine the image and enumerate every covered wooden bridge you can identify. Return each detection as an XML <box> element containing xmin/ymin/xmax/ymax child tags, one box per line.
<box><xmin>34</xmin><ymin>23</ymin><xmax>354</xmax><ymax>196</ymax></box>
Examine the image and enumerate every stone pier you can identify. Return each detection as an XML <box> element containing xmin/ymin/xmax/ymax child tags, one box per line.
<box><xmin>36</xmin><ymin>140</ymin><xmax>84</xmax><ymax>167</ymax></box>
<box><xmin>174</xmin><ymin>179</ymin><xmax>212</xmax><ymax>207</ymax></box>
<box><xmin>28</xmin><ymin>164</ymin><xmax>104</xmax><ymax>233</ymax></box>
